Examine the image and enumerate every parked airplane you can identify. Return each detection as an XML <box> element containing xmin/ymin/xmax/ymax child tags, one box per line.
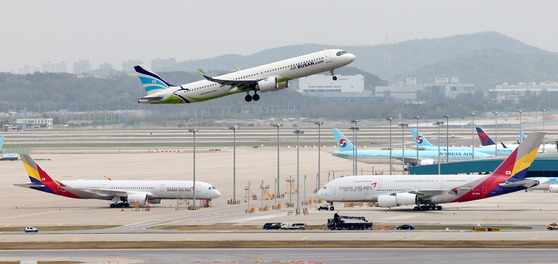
<box><xmin>411</xmin><ymin>128</ymin><xmax>514</xmax><ymax>155</ymax></box>
<box><xmin>476</xmin><ymin>127</ymin><xmax>555</xmax><ymax>152</ymax></box>
<box><xmin>0</xmin><ymin>136</ymin><xmax>4</xmax><ymax>152</ymax></box>
<box><xmin>332</xmin><ymin>129</ymin><xmax>490</xmax><ymax>166</ymax></box>
<box><xmin>134</xmin><ymin>49</ymin><xmax>356</xmax><ymax>104</ymax></box>
<box><xmin>317</xmin><ymin>132</ymin><xmax>545</xmax><ymax>211</ymax></box>
<box><xmin>527</xmin><ymin>177</ymin><xmax>558</xmax><ymax>192</ymax></box>
<box><xmin>15</xmin><ymin>154</ymin><xmax>221</xmax><ymax>208</ymax></box>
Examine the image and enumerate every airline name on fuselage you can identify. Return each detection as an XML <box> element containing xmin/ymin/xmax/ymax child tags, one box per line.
<box><xmin>339</xmin><ymin>185</ymin><xmax>375</xmax><ymax>192</ymax></box>
<box><xmin>290</xmin><ymin>59</ymin><xmax>324</xmax><ymax>71</ymax></box>
<box><xmin>443</xmin><ymin>152</ymin><xmax>474</xmax><ymax>156</ymax></box>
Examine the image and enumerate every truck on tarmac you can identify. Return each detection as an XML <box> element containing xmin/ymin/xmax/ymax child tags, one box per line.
<box><xmin>327</xmin><ymin>213</ymin><xmax>373</xmax><ymax>230</ymax></box>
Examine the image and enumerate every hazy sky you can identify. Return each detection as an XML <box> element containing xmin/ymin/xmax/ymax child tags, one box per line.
<box><xmin>2</xmin><ymin>0</ymin><xmax>558</xmax><ymax>72</ymax></box>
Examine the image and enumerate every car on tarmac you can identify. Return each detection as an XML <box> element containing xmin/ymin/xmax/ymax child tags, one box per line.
<box><xmin>263</xmin><ymin>222</ymin><xmax>282</xmax><ymax>230</ymax></box>
<box><xmin>24</xmin><ymin>226</ymin><xmax>38</xmax><ymax>233</ymax></box>
<box><xmin>281</xmin><ymin>223</ymin><xmax>306</xmax><ymax>230</ymax></box>
<box><xmin>396</xmin><ymin>224</ymin><xmax>415</xmax><ymax>230</ymax></box>
<box><xmin>548</xmin><ymin>223</ymin><xmax>558</xmax><ymax>230</ymax></box>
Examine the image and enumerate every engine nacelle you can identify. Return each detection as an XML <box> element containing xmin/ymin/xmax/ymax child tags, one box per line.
<box><xmin>549</xmin><ymin>185</ymin><xmax>558</xmax><ymax>193</ymax></box>
<box><xmin>377</xmin><ymin>193</ymin><xmax>418</xmax><ymax>208</ymax></box>
<box><xmin>127</xmin><ymin>193</ymin><xmax>148</xmax><ymax>207</ymax></box>
<box><xmin>419</xmin><ymin>159</ymin><xmax>435</xmax><ymax>166</ymax></box>
<box><xmin>278</xmin><ymin>81</ymin><xmax>288</xmax><ymax>90</ymax></box>
<box><xmin>256</xmin><ymin>77</ymin><xmax>278</xmax><ymax>92</ymax></box>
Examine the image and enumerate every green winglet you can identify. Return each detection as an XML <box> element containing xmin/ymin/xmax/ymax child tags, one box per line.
<box><xmin>234</xmin><ymin>67</ymin><xmax>241</xmax><ymax>71</ymax></box>
<box><xmin>198</xmin><ymin>69</ymin><xmax>207</xmax><ymax>75</ymax></box>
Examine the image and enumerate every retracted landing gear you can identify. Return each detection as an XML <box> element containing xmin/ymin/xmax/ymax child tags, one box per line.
<box><xmin>330</xmin><ymin>70</ymin><xmax>337</xmax><ymax>80</ymax></box>
<box><xmin>413</xmin><ymin>204</ymin><xmax>442</xmax><ymax>211</ymax></box>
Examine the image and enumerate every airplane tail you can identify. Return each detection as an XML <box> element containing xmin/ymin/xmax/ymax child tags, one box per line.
<box><xmin>409</xmin><ymin>128</ymin><xmax>435</xmax><ymax>149</ymax></box>
<box><xmin>332</xmin><ymin>128</ymin><xmax>354</xmax><ymax>152</ymax></box>
<box><xmin>453</xmin><ymin>132</ymin><xmax>544</xmax><ymax>202</ymax></box>
<box><xmin>17</xmin><ymin>154</ymin><xmax>80</xmax><ymax>198</ymax></box>
<box><xmin>0</xmin><ymin>136</ymin><xmax>4</xmax><ymax>152</ymax></box>
<box><xmin>475</xmin><ymin>127</ymin><xmax>496</xmax><ymax>146</ymax></box>
<box><xmin>134</xmin><ymin>65</ymin><xmax>174</xmax><ymax>95</ymax></box>
<box><xmin>519</xmin><ymin>131</ymin><xmax>527</xmax><ymax>142</ymax></box>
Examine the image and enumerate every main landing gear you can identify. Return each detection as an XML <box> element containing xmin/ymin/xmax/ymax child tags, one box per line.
<box><xmin>110</xmin><ymin>202</ymin><xmax>130</xmax><ymax>208</ymax></box>
<box><xmin>330</xmin><ymin>70</ymin><xmax>337</xmax><ymax>80</ymax></box>
<box><xmin>414</xmin><ymin>204</ymin><xmax>442</xmax><ymax>211</ymax></box>
<box><xmin>244</xmin><ymin>92</ymin><xmax>260</xmax><ymax>102</ymax></box>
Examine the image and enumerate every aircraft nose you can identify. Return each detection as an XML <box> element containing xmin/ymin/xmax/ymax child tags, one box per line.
<box><xmin>316</xmin><ymin>188</ymin><xmax>325</xmax><ymax>200</ymax></box>
<box><xmin>214</xmin><ymin>189</ymin><xmax>222</xmax><ymax>198</ymax></box>
<box><xmin>346</xmin><ymin>53</ymin><xmax>356</xmax><ymax>62</ymax></box>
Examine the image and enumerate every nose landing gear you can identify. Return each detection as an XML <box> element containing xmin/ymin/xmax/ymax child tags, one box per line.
<box><xmin>330</xmin><ymin>70</ymin><xmax>337</xmax><ymax>80</ymax></box>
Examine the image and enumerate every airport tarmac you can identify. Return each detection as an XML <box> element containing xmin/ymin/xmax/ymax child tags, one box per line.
<box><xmin>2</xmin><ymin>127</ymin><xmax>558</xmax><ymax>247</ymax></box>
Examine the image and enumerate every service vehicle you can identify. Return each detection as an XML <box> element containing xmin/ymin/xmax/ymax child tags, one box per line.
<box><xmin>24</xmin><ymin>226</ymin><xmax>38</xmax><ymax>233</ymax></box>
<box><xmin>281</xmin><ymin>223</ymin><xmax>306</xmax><ymax>230</ymax></box>
<box><xmin>263</xmin><ymin>222</ymin><xmax>282</xmax><ymax>230</ymax></box>
<box><xmin>327</xmin><ymin>213</ymin><xmax>372</xmax><ymax>230</ymax></box>
<box><xmin>548</xmin><ymin>223</ymin><xmax>558</xmax><ymax>230</ymax></box>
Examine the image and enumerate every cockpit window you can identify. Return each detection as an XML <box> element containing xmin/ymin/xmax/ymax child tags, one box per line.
<box><xmin>209</xmin><ymin>186</ymin><xmax>216</xmax><ymax>190</ymax></box>
<box><xmin>336</xmin><ymin>50</ymin><xmax>348</xmax><ymax>56</ymax></box>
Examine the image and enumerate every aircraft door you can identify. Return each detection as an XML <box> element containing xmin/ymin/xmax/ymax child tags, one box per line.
<box><xmin>325</xmin><ymin>50</ymin><xmax>332</xmax><ymax>63</ymax></box>
<box><xmin>160</xmin><ymin>184</ymin><xmax>165</xmax><ymax>192</ymax></box>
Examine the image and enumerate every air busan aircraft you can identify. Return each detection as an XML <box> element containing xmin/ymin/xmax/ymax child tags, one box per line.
<box><xmin>317</xmin><ymin>132</ymin><xmax>545</xmax><ymax>211</ymax></box>
<box><xmin>332</xmin><ymin>129</ymin><xmax>490</xmax><ymax>166</ymax></box>
<box><xmin>15</xmin><ymin>154</ymin><xmax>221</xmax><ymax>208</ymax></box>
<box><xmin>134</xmin><ymin>49</ymin><xmax>356</xmax><ymax>104</ymax></box>
<box><xmin>411</xmin><ymin>128</ymin><xmax>515</xmax><ymax>155</ymax></box>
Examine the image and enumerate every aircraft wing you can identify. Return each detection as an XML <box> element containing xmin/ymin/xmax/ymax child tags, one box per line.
<box><xmin>408</xmin><ymin>189</ymin><xmax>449</xmax><ymax>197</ymax></box>
<box><xmin>73</xmin><ymin>188</ymin><xmax>131</xmax><ymax>197</ymax></box>
<box><xmin>202</xmin><ymin>75</ymin><xmax>260</xmax><ymax>91</ymax></box>
<box><xmin>389</xmin><ymin>156</ymin><xmax>420</xmax><ymax>166</ymax></box>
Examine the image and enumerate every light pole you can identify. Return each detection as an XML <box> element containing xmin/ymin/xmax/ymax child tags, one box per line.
<box><xmin>314</xmin><ymin>121</ymin><xmax>323</xmax><ymax>190</ymax></box>
<box><xmin>398</xmin><ymin>123</ymin><xmax>409</xmax><ymax>173</ymax></box>
<box><xmin>443</xmin><ymin>115</ymin><xmax>450</xmax><ymax>163</ymax></box>
<box><xmin>294</xmin><ymin>129</ymin><xmax>304</xmax><ymax>215</ymax></box>
<box><xmin>469</xmin><ymin>112</ymin><xmax>475</xmax><ymax>159</ymax></box>
<box><xmin>229</xmin><ymin>125</ymin><xmax>238</xmax><ymax>203</ymax></box>
<box><xmin>541</xmin><ymin>109</ymin><xmax>547</xmax><ymax>152</ymax></box>
<box><xmin>518</xmin><ymin>110</ymin><xmax>523</xmax><ymax>141</ymax></box>
<box><xmin>493</xmin><ymin>112</ymin><xmax>498</xmax><ymax>157</ymax></box>
<box><xmin>272</xmin><ymin>123</ymin><xmax>282</xmax><ymax>202</ymax></box>
<box><xmin>350</xmin><ymin>119</ymin><xmax>359</xmax><ymax>175</ymax></box>
<box><xmin>413</xmin><ymin>116</ymin><xmax>419</xmax><ymax>162</ymax></box>
<box><xmin>386</xmin><ymin>117</ymin><xmax>393</xmax><ymax>175</ymax></box>
<box><xmin>433</xmin><ymin>121</ymin><xmax>444</xmax><ymax>174</ymax></box>
<box><xmin>188</xmin><ymin>128</ymin><xmax>197</xmax><ymax>209</ymax></box>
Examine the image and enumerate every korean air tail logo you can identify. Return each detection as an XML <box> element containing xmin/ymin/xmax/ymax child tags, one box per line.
<box><xmin>339</xmin><ymin>139</ymin><xmax>347</xmax><ymax>148</ymax></box>
<box><xmin>416</xmin><ymin>136</ymin><xmax>424</xmax><ymax>144</ymax></box>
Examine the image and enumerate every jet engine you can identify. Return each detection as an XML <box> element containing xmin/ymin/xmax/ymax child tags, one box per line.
<box><xmin>377</xmin><ymin>193</ymin><xmax>418</xmax><ymax>208</ymax></box>
<box><xmin>419</xmin><ymin>159</ymin><xmax>435</xmax><ymax>166</ymax></box>
<box><xmin>549</xmin><ymin>185</ymin><xmax>558</xmax><ymax>193</ymax></box>
<box><xmin>256</xmin><ymin>77</ymin><xmax>278</xmax><ymax>92</ymax></box>
<box><xmin>127</xmin><ymin>193</ymin><xmax>148</xmax><ymax>207</ymax></box>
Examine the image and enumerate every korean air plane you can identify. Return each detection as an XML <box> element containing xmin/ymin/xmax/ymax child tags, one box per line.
<box><xmin>332</xmin><ymin>129</ymin><xmax>490</xmax><ymax>166</ymax></box>
<box><xmin>14</xmin><ymin>154</ymin><xmax>221</xmax><ymax>208</ymax></box>
<box><xmin>135</xmin><ymin>49</ymin><xmax>356</xmax><ymax>104</ymax></box>
<box><xmin>411</xmin><ymin>128</ymin><xmax>515</xmax><ymax>155</ymax></box>
<box><xmin>317</xmin><ymin>132</ymin><xmax>545</xmax><ymax>211</ymax></box>
<box><xmin>0</xmin><ymin>136</ymin><xmax>4</xmax><ymax>152</ymax></box>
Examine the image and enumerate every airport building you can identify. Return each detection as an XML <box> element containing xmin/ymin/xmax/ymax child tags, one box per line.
<box><xmin>15</xmin><ymin>118</ymin><xmax>53</xmax><ymax>129</ymax></box>
<box><xmin>375</xmin><ymin>77</ymin><xmax>475</xmax><ymax>102</ymax></box>
<box><xmin>490</xmin><ymin>82</ymin><xmax>558</xmax><ymax>104</ymax></box>
<box><xmin>298</xmin><ymin>74</ymin><xmax>370</xmax><ymax>97</ymax></box>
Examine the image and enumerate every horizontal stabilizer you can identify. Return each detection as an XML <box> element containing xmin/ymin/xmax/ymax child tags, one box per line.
<box><xmin>499</xmin><ymin>179</ymin><xmax>539</xmax><ymax>188</ymax></box>
<box><xmin>14</xmin><ymin>183</ymin><xmax>45</xmax><ymax>188</ymax></box>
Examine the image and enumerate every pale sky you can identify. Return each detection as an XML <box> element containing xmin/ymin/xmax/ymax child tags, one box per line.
<box><xmin>2</xmin><ymin>0</ymin><xmax>558</xmax><ymax>73</ymax></box>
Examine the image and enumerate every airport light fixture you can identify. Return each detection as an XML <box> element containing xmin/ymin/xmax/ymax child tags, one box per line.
<box><xmin>433</xmin><ymin>121</ymin><xmax>444</xmax><ymax>174</ymax></box>
<box><xmin>294</xmin><ymin>129</ymin><xmax>304</xmax><ymax>215</ymax></box>
<box><xmin>493</xmin><ymin>112</ymin><xmax>498</xmax><ymax>157</ymax></box>
<box><xmin>314</xmin><ymin>121</ymin><xmax>324</xmax><ymax>190</ymax></box>
<box><xmin>229</xmin><ymin>125</ymin><xmax>238</xmax><ymax>204</ymax></box>
<box><xmin>413</xmin><ymin>116</ymin><xmax>419</xmax><ymax>162</ymax></box>
<box><xmin>541</xmin><ymin>109</ymin><xmax>547</xmax><ymax>152</ymax></box>
<box><xmin>386</xmin><ymin>117</ymin><xmax>393</xmax><ymax>175</ymax></box>
<box><xmin>188</xmin><ymin>128</ymin><xmax>198</xmax><ymax>209</ymax></box>
<box><xmin>443</xmin><ymin>115</ymin><xmax>450</xmax><ymax>163</ymax></box>
<box><xmin>469</xmin><ymin>112</ymin><xmax>475</xmax><ymax>159</ymax></box>
<box><xmin>398</xmin><ymin>123</ymin><xmax>409</xmax><ymax>173</ymax></box>
<box><xmin>350</xmin><ymin>119</ymin><xmax>359</xmax><ymax>175</ymax></box>
<box><xmin>518</xmin><ymin>110</ymin><xmax>523</xmax><ymax>142</ymax></box>
<box><xmin>271</xmin><ymin>123</ymin><xmax>282</xmax><ymax>202</ymax></box>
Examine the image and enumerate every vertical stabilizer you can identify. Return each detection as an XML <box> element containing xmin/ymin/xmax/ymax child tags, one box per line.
<box><xmin>332</xmin><ymin>128</ymin><xmax>354</xmax><ymax>151</ymax></box>
<box><xmin>0</xmin><ymin>136</ymin><xmax>4</xmax><ymax>153</ymax></box>
<box><xmin>410</xmin><ymin>128</ymin><xmax>435</xmax><ymax>149</ymax></box>
<box><xmin>476</xmin><ymin>127</ymin><xmax>496</xmax><ymax>146</ymax></box>
<box><xmin>134</xmin><ymin>65</ymin><xmax>174</xmax><ymax>95</ymax></box>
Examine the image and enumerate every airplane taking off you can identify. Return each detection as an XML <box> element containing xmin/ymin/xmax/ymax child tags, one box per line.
<box><xmin>411</xmin><ymin>128</ymin><xmax>514</xmax><ymax>155</ymax></box>
<box><xmin>15</xmin><ymin>154</ymin><xmax>221</xmax><ymax>208</ymax></box>
<box><xmin>317</xmin><ymin>132</ymin><xmax>545</xmax><ymax>211</ymax></box>
<box><xmin>135</xmin><ymin>49</ymin><xmax>356</xmax><ymax>104</ymax></box>
<box><xmin>332</xmin><ymin>129</ymin><xmax>490</xmax><ymax>166</ymax></box>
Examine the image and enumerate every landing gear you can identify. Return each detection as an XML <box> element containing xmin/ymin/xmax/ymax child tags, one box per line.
<box><xmin>244</xmin><ymin>92</ymin><xmax>260</xmax><ymax>102</ymax></box>
<box><xmin>110</xmin><ymin>202</ymin><xmax>130</xmax><ymax>208</ymax></box>
<box><xmin>330</xmin><ymin>70</ymin><xmax>337</xmax><ymax>80</ymax></box>
<box><xmin>413</xmin><ymin>204</ymin><xmax>442</xmax><ymax>211</ymax></box>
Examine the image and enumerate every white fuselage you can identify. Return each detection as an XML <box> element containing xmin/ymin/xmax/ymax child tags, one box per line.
<box><xmin>60</xmin><ymin>180</ymin><xmax>221</xmax><ymax>200</ymax></box>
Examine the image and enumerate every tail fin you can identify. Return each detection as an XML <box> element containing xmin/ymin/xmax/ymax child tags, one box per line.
<box><xmin>476</xmin><ymin>127</ymin><xmax>496</xmax><ymax>146</ymax></box>
<box><xmin>519</xmin><ymin>131</ymin><xmax>527</xmax><ymax>142</ymax></box>
<box><xmin>18</xmin><ymin>154</ymin><xmax>79</xmax><ymax>198</ymax></box>
<box><xmin>409</xmin><ymin>128</ymin><xmax>435</xmax><ymax>149</ymax></box>
<box><xmin>453</xmin><ymin>132</ymin><xmax>544</xmax><ymax>202</ymax></box>
<box><xmin>332</xmin><ymin>128</ymin><xmax>353</xmax><ymax>151</ymax></box>
<box><xmin>0</xmin><ymin>136</ymin><xmax>4</xmax><ymax>152</ymax></box>
<box><xmin>134</xmin><ymin>65</ymin><xmax>174</xmax><ymax>95</ymax></box>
